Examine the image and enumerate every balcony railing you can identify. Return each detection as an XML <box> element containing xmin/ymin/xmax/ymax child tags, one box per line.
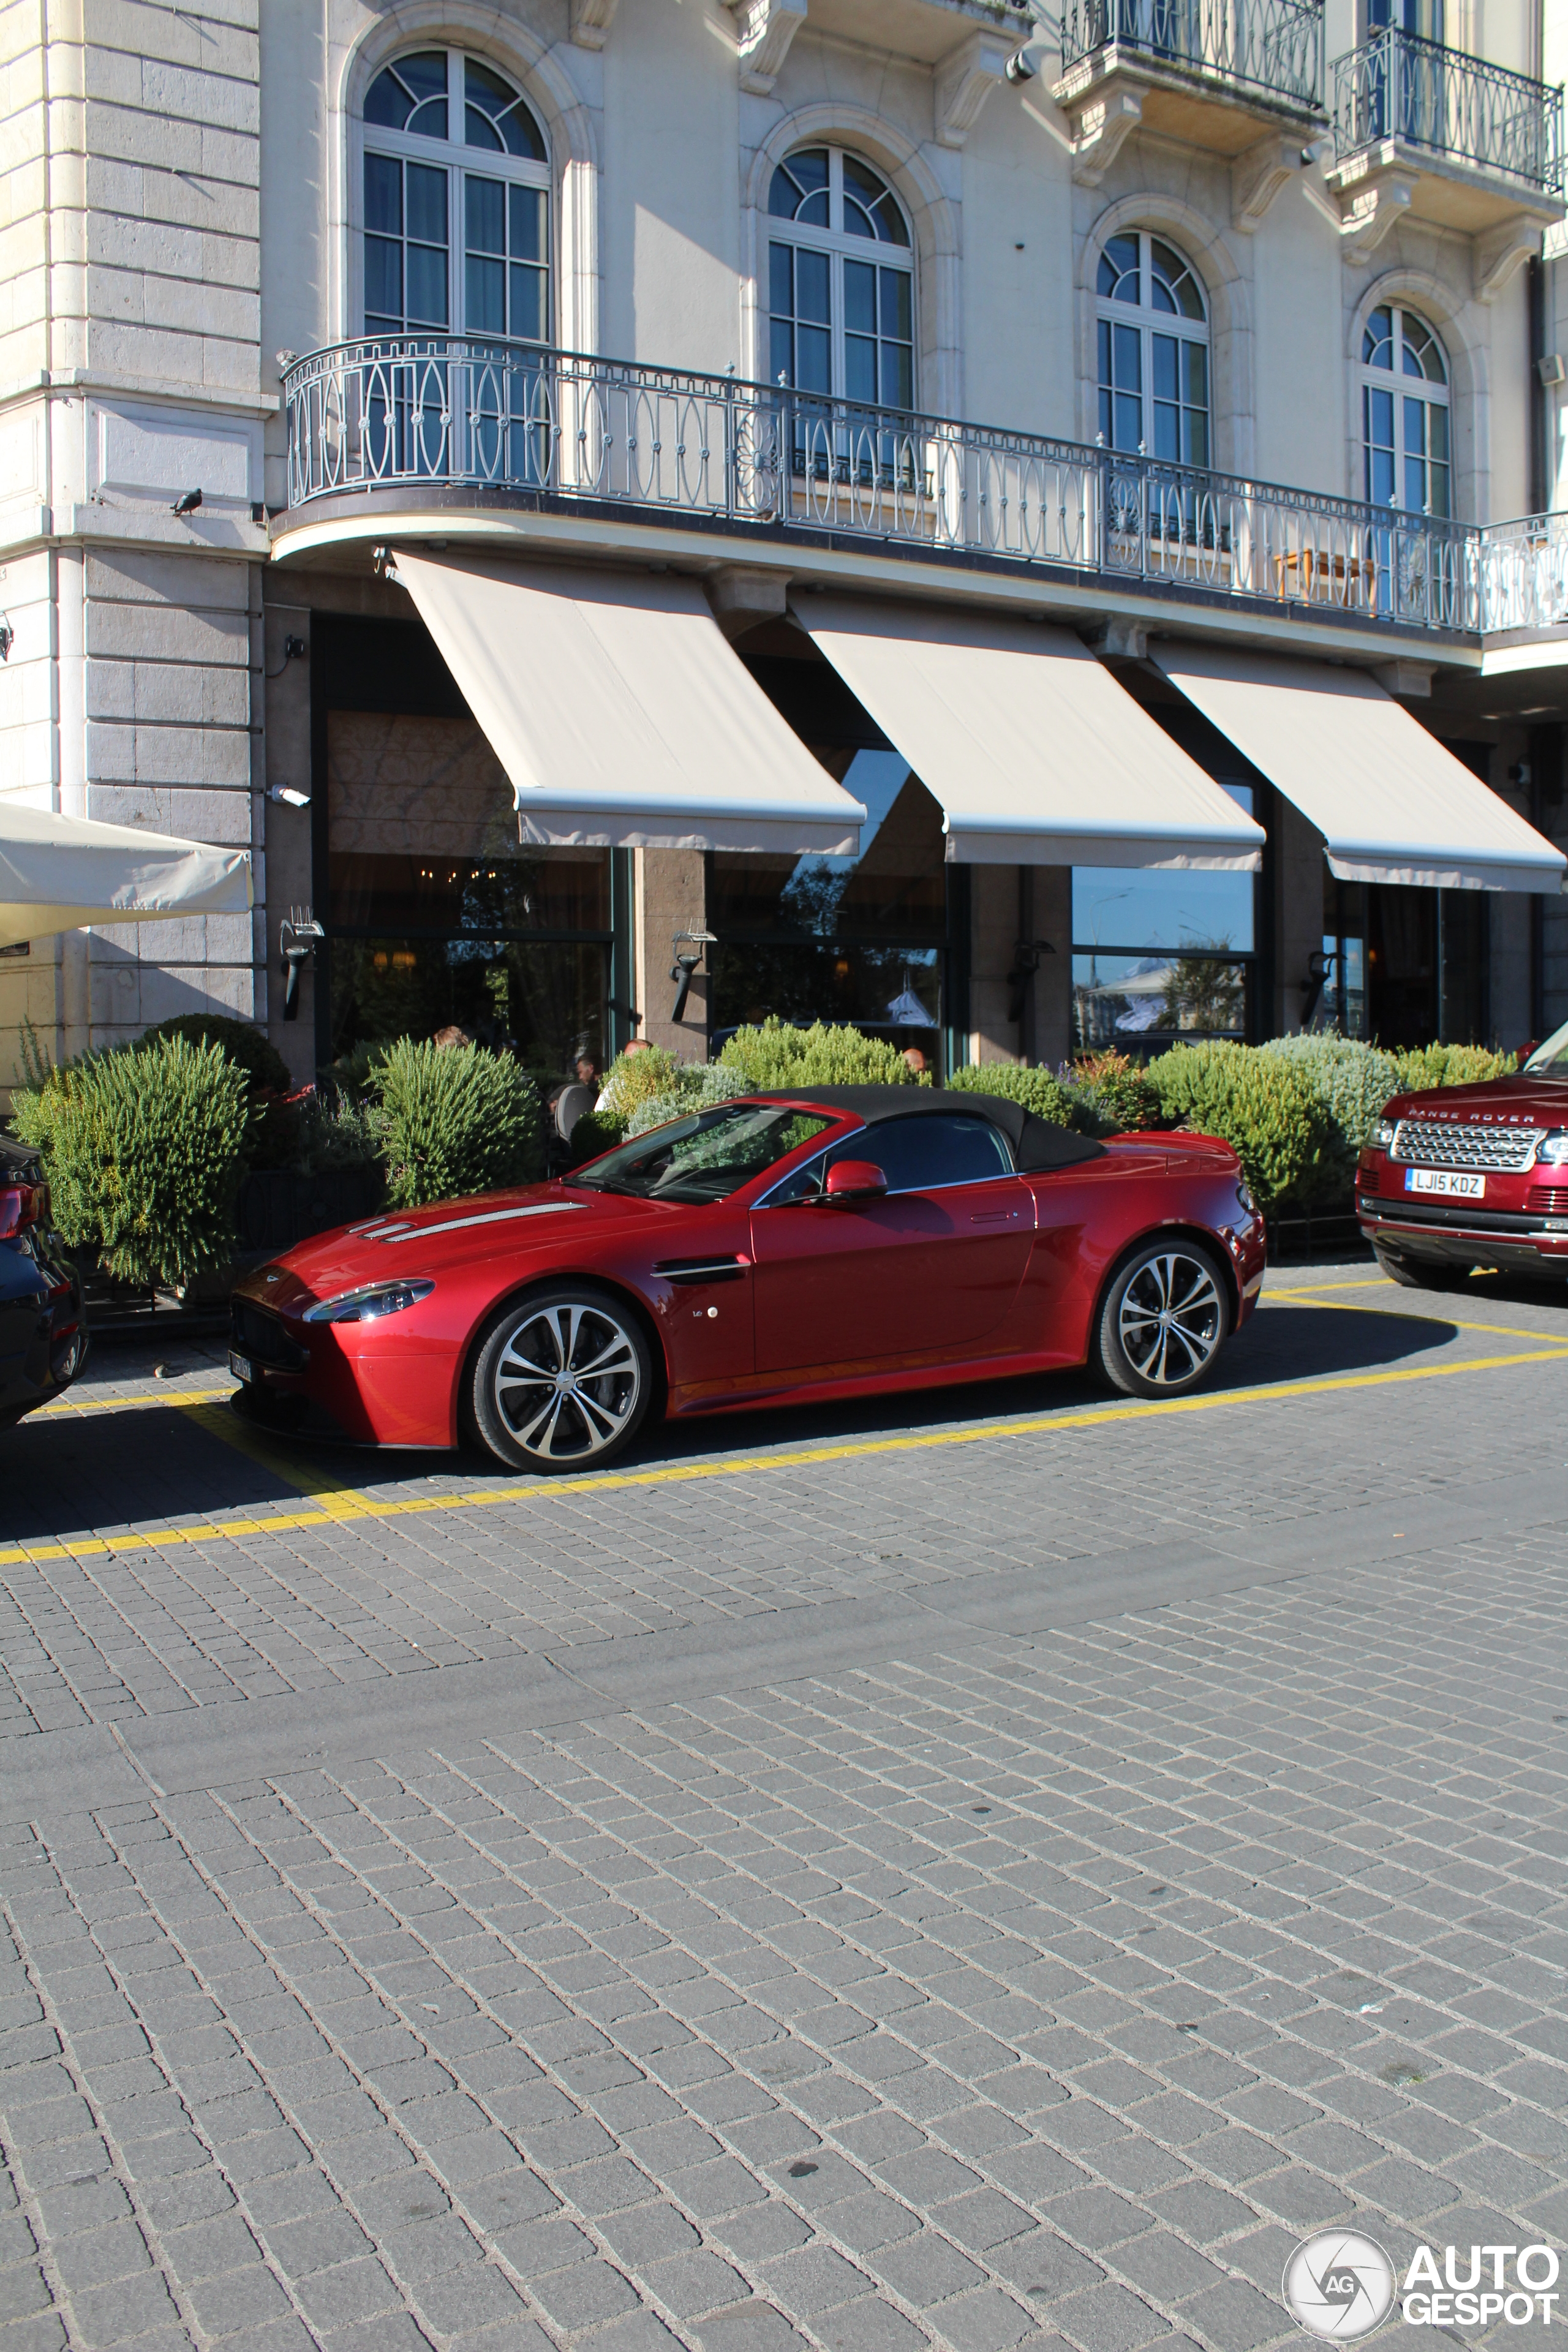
<box><xmin>284</xmin><ymin>337</ymin><xmax>1505</xmax><ymax>637</ymax></box>
<box><xmin>1475</xmin><ymin>512</ymin><xmax>1568</xmax><ymax>633</ymax></box>
<box><xmin>1058</xmin><ymin>0</ymin><xmax>1322</xmax><ymax>112</ymax></box>
<box><xmin>1332</xmin><ymin>29</ymin><xmax>1564</xmax><ymax>192</ymax></box>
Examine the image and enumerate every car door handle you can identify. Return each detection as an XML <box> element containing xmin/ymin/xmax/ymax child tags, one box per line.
<box><xmin>970</xmin><ymin>1208</ymin><xmax>1022</xmax><ymax>1224</ymax></box>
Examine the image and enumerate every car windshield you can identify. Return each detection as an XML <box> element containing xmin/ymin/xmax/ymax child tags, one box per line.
<box><xmin>568</xmin><ymin>1103</ymin><xmax>838</xmax><ymax>1205</ymax></box>
<box><xmin>1524</xmin><ymin>1020</ymin><xmax>1568</xmax><ymax>1076</ymax></box>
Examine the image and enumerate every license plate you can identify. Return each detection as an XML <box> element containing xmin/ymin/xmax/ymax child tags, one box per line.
<box><xmin>228</xmin><ymin>1349</ymin><xmax>255</xmax><ymax>1383</ymax></box>
<box><xmin>1404</xmin><ymin>1169</ymin><xmax>1485</xmax><ymax>1199</ymax></box>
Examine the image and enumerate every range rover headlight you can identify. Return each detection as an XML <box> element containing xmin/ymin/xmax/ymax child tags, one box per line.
<box><xmin>1538</xmin><ymin>1131</ymin><xmax>1568</xmax><ymax>1166</ymax></box>
<box><xmin>1373</xmin><ymin>1117</ymin><xmax>1396</xmax><ymax>1150</ymax></box>
<box><xmin>303</xmin><ymin>1278</ymin><xmax>435</xmax><ymax>1325</ymax></box>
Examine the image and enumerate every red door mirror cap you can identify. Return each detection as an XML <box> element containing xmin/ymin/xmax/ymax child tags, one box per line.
<box><xmin>823</xmin><ymin>1158</ymin><xmax>888</xmax><ymax>1200</ymax></box>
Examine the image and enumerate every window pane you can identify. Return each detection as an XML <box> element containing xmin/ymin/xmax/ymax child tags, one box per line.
<box><xmin>510</xmin><ymin>262</ymin><xmax>546</xmax><ymax>342</ymax></box>
<box><xmin>825</xmin><ymin>1115</ymin><xmax>1011</xmax><ymax>1192</ymax></box>
<box><xmin>1113</xmin><ymin>322</ymin><xmax>1141</xmax><ymax>390</ymax></box>
<box><xmin>1098</xmin><ymin>383</ymin><xmax>1114</xmax><ymax>442</ymax></box>
<box><xmin>466</xmin><ymin>58</ymin><xmax>545</xmax><ymax>159</ymax></box>
<box><xmin>1152</xmin><ymin>334</ymin><xmax>1178</xmax><ymax>399</ymax></box>
<box><xmin>845</xmin><ymin>334</ymin><xmax>876</xmax><ymax>404</ymax></box>
<box><xmin>365</xmin><ymin>235</ymin><xmax>402</xmax><ymax>321</ymax></box>
<box><xmin>844</xmin><ymin>258</ymin><xmax>875</xmax><ymax>333</ymax></box>
<box><xmin>796</xmin><ymin>247</ymin><xmax>830</xmax><ymax>326</ymax></box>
<box><xmin>772</xmin><ymin>149</ymin><xmax>827</xmax><ymax>220</ymax></box>
<box><xmin>769</xmin><ymin>241</ymin><xmax>793</xmax><ymax>317</ymax></box>
<box><xmin>510</xmin><ymin>186</ymin><xmax>546</xmax><ymax>263</ymax></box>
<box><xmin>879</xmin><ymin>269</ymin><xmax>911</xmax><ymax>340</ymax></box>
<box><xmin>407</xmin><ymin>243</ymin><xmax>448</xmax><ymax>326</ymax></box>
<box><xmin>466</xmin><ymin>175</ymin><xmax>504</xmax><ymax>253</ymax></box>
<box><xmin>797</xmin><ymin>324</ymin><xmax>831</xmax><ymax>393</ymax></box>
<box><xmin>365</xmin><ymin>152</ymin><xmax>402</xmax><ymax>234</ymax></box>
<box><xmin>769</xmin><ymin>316</ymin><xmax>793</xmax><ymax>385</ymax></box>
<box><xmin>407</xmin><ymin>162</ymin><xmax>447</xmax><ymax>244</ymax></box>
<box><xmin>880</xmin><ymin>342</ymin><xmax>913</xmax><ymax>409</ymax></box>
<box><xmin>1074</xmin><ymin>859</ymin><xmax>1253</xmax><ymax>956</ymax></box>
<box><xmin>365</xmin><ymin>66</ymin><xmax>415</xmax><ymax>130</ymax></box>
<box><xmin>1185</xmin><ymin>406</ymin><xmax>1208</xmax><ymax>468</ymax></box>
<box><xmin>1182</xmin><ymin>341</ymin><xmax>1207</xmax><ymax>406</ymax></box>
<box><xmin>1098</xmin><ymin>232</ymin><xmax>1139</xmax><ymax>301</ymax></box>
<box><xmin>465</xmin><ymin>104</ymin><xmax>503</xmax><ymax>150</ymax></box>
<box><xmin>1072</xmin><ymin>952</ymin><xmax>1247</xmax><ymax>1047</ymax></box>
<box><xmin>466</xmin><ymin>252</ymin><xmax>505</xmax><ymax>333</ymax></box>
<box><xmin>1152</xmin><ymin>398</ymin><xmax>1179</xmax><ymax>461</ymax></box>
<box><xmin>1114</xmin><ymin>391</ymin><xmax>1141</xmax><ymax>448</ymax></box>
<box><xmin>1403</xmin><ymin>394</ymin><xmax>1427</xmax><ymax>458</ymax></box>
<box><xmin>1363</xmin><ymin>304</ymin><xmax>1394</xmax><ymax>368</ymax></box>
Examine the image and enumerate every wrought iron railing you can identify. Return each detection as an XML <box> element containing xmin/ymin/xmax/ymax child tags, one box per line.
<box><xmin>1475</xmin><ymin>511</ymin><xmax>1568</xmax><ymax>633</ymax></box>
<box><xmin>1332</xmin><ymin>29</ymin><xmax>1564</xmax><ymax>191</ymax></box>
<box><xmin>284</xmin><ymin>337</ymin><xmax>1494</xmax><ymax>635</ymax></box>
<box><xmin>1058</xmin><ymin>0</ymin><xmax>1322</xmax><ymax>111</ymax></box>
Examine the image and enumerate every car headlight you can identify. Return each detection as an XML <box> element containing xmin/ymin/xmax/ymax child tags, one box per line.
<box><xmin>1539</xmin><ymin>1131</ymin><xmax>1568</xmax><ymax>1166</ymax></box>
<box><xmin>1373</xmin><ymin>1117</ymin><xmax>1396</xmax><ymax>1150</ymax></box>
<box><xmin>1235</xmin><ymin>1181</ymin><xmax>1258</xmax><ymax>1218</ymax></box>
<box><xmin>303</xmin><ymin>1278</ymin><xmax>435</xmax><ymax>1325</ymax></box>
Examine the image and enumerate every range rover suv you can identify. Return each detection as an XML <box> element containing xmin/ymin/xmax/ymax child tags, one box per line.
<box><xmin>1357</xmin><ymin>1023</ymin><xmax>1568</xmax><ymax>1288</ymax></box>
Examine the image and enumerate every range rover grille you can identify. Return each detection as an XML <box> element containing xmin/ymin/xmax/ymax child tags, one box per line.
<box><xmin>1391</xmin><ymin>1118</ymin><xmax>1543</xmax><ymax>1174</ymax></box>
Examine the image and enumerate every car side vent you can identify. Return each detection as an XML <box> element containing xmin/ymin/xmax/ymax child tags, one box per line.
<box><xmin>652</xmin><ymin>1255</ymin><xmax>748</xmax><ymax>1286</ymax></box>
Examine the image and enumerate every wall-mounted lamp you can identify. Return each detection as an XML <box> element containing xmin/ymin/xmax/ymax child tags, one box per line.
<box><xmin>1539</xmin><ymin>354</ymin><xmax>1566</xmax><ymax>388</ymax></box>
<box><xmin>1006</xmin><ymin>937</ymin><xmax>1055</xmax><ymax>1027</ymax></box>
<box><xmin>268</xmin><ymin>783</ymin><xmax>311</xmax><ymax>809</ymax></box>
<box><xmin>671</xmin><ymin>931</ymin><xmax>717</xmax><ymax>1023</ymax></box>
<box><xmin>279</xmin><ymin>908</ymin><xmax>325</xmax><ymax>1021</ymax></box>
<box><xmin>1301</xmin><ymin>945</ymin><xmax>1337</xmax><ymax>1028</ymax></box>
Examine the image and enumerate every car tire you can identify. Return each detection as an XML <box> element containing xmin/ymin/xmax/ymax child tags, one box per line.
<box><xmin>1373</xmin><ymin>1246</ymin><xmax>1469</xmax><ymax>1291</ymax></box>
<box><xmin>1091</xmin><ymin>1237</ymin><xmax>1231</xmax><ymax>1400</ymax></box>
<box><xmin>469</xmin><ymin>1284</ymin><xmax>654</xmax><ymax>1474</ymax></box>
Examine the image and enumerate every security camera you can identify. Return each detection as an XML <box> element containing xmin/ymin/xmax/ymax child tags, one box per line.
<box><xmin>1005</xmin><ymin>45</ymin><xmax>1036</xmax><ymax>80</ymax></box>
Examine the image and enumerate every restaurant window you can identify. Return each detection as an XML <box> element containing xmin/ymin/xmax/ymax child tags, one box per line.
<box><xmin>706</xmin><ymin>644</ymin><xmax>954</xmax><ymax>1069</ymax></box>
<box><xmin>314</xmin><ymin>619</ymin><xmax>631</xmax><ymax>1092</ymax></box>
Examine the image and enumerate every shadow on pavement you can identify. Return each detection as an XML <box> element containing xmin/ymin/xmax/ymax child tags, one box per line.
<box><xmin>1</xmin><ymin>1287</ymin><xmax>1462</xmax><ymax>1545</ymax></box>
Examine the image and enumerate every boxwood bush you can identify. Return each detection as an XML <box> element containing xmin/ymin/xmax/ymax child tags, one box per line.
<box><xmin>1147</xmin><ymin>1040</ymin><xmax>1332</xmax><ymax>1210</ymax></box>
<box><xmin>10</xmin><ymin>1034</ymin><xmax>251</xmax><ymax>1288</ymax></box>
<box><xmin>948</xmin><ymin>1061</ymin><xmax>1075</xmax><ymax>1126</ymax></box>
<box><xmin>718</xmin><ymin>1018</ymin><xmax>925</xmax><ymax>1089</ymax></box>
<box><xmin>1259</xmin><ymin>1033</ymin><xmax>1401</xmax><ymax>1194</ymax></box>
<box><xmin>1070</xmin><ymin>1049</ymin><xmax>1163</xmax><ymax>1136</ymax></box>
<box><xmin>1393</xmin><ymin>1041</ymin><xmax>1516</xmax><ymax>1091</ymax></box>
<box><xmin>369</xmin><ymin>1038</ymin><xmax>542</xmax><ymax>1207</ymax></box>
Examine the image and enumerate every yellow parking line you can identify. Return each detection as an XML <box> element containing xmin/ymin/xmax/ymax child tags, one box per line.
<box><xmin>34</xmin><ymin>1385</ymin><xmax>232</xmax><ymax>1417</ymax></box>
<box><xmin>1262</xmin><ymin>1292</ymin><xmax>1558</xmax><ymax>1342</ymax></box>
<box><xmin>176</xmin><ymin>1400</ymin><xmax>376</xmax><ymax>1521</ymax></box>
<box><xmin>2</xmin><ymin>1339</ymin><xmax>1566</xmax><ymax>1569</ymax></box>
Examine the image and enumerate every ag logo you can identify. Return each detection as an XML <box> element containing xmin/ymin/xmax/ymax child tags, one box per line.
<box><xmin>1283</xmin><ymin>2232</ymin><xmax>1398</xmax><ymax>2340</ymax></box>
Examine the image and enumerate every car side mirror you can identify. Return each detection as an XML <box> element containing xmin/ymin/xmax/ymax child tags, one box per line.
<box><xmin>823</xmin><ymin>1159</ymin><xmax>888</xmax><ymax>1203</ymax></box>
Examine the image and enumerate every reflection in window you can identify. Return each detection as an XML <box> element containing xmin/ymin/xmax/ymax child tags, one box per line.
<box><xmin>1071</xmin><ymin>783</ymin><xmax>1255</xmax><ymax>1050</ymax></box>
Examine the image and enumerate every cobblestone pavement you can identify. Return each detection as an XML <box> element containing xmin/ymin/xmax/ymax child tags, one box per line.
<box><xmin>2</xmin><ymin>1260</ymin><xmax>1568</xmax><ymax>2351</ymax></box>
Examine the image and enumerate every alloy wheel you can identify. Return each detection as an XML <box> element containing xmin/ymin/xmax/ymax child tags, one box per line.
<box><xmin>488</xmin><ymin>1297</ymin><xmax>645</xmax><ymax>1464</ymax></box>
<box><xmin>1116</xmin><ymin>1249</ymin><xmax>1224</xmax><ymax>1386</ymax></box>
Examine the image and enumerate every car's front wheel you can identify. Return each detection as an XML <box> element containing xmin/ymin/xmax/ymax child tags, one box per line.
<box><xmin>1092</xmin><ymin>1238</ymin><xmax>1231</xmax><ymax>1399</ymax></box>
<box><xmin>470</xmin><ymin>1285</ymin><xmax>653</xmax><ymax>1472</ymax></box>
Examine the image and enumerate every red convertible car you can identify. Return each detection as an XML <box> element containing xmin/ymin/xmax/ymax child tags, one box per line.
<box><xmin>229</xmin><ymin>1086</ymin><xmax>1266</xmax><ymax>1471</ymax></box>
<box><xmin>1357</xmin><ymin>1020</ymin><xmax>1568</xmax><ymax>1286</ymax></box>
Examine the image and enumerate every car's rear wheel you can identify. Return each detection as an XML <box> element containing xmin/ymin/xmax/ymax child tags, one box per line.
<box><xmin>1373</xmin><ymin>1246</ymin><xmax>1470</xmax><ymax>1291</ymax></box>
<box><xmin>1092</xmin><ymin>1238</ymin><xmax>1231</xmax><ymax>1399</ymax></box>
<box><xmin>470</xmin><ymin>1285</ymin><xmax>652</xmax><ymax>1473</ymax></box>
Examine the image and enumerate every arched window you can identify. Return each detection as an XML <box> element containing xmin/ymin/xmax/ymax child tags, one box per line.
<box><xmin>362</xmin><ymin>49</ymin><xmax>549</xmax><ymax>344</ymax></box>
<box><xmin>1096</xmin><ymin>232</ymin><xmax>1210</xmax><ymax>468</ymax></box>
<box><xmin>767</xmin><ymin>148</ymin><xmax>914</xmax><ymax>410</ymax></box>
<box><xmin>1360</xmin><ymin>304</ymin><xmax>1450</xmax><ymax>518</ymax></box>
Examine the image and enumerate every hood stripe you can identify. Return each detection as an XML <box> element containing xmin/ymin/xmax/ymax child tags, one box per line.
<box><xmin>352</xmin><ymin>1202</ymin><xmax>588</xmax><ymax>1245</ymax></box>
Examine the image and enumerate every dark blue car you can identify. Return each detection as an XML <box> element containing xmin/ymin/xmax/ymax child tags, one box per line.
<box><xmin>1</xmin><ymin>1132</ymin><xmax>86</xmax><ymax>1428</ymax></box>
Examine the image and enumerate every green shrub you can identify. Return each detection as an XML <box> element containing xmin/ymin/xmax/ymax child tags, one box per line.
<box><xmin>568</xmin><ymin>1109</ymin><xmax>624</xmax><ymax>1166</ymax></box>
<box><xmin>138</xmin><ymin>1013</ymin><xmax>291</xmax><ymax>1098</ymax></box>
<box><xmin>597</xmin><ymin>1043</ymin><xmax>682</xmax><ymax>1127</ymax></box>
<box><xmin>1070</xmin><ymin>1049</ymin><xmax>1163</xmax><ymax>1136</ymax></box>
<box><xmin>1393</xmin><ymin>1042</ymin><xmax>1517</xmax><ymax>1093</ymax></box>
<box><xmin>718</xmin><ymin>1017</ymin><xmax>925</xmax><ymax>1089</ymax></box>
<box><xmin>1261</xmin><ymin>1033</ymin><xmax>1401</xmax><ymax>1193</ymax></box>
<box><xmin>294</xmin><ymin>1091</ymin><xmax>385</xmax><ymax>1177</ymax></box>
<box><xmin>1147</xmin><ymin>1040</ymin><xmax>1331</xmax><ymax>1210</ymax></box>
<box><xmin>369</xmin><ymin>1039</ymin><xmax>543</xmax><ymax>1207</ymax></box>
<box><xmin>10</xmin><ymin>1035</ymin><xmax>249</xmax><ymax>1288</ymax></box>
<box><xmin>948</xmin><ymin>1061</ymin><xmax>1075</xmax><ymax>1126</ymax></box>
<box><xmin>626</xmin><ymin>1064</ymin><xmax>750</xmax><ymax>1138</ymax></box>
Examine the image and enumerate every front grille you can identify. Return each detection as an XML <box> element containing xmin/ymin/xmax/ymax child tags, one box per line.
<box><xmin>1391</xmin><ymin>1118</ymin><xmax>1543</xmax><ymax>1173</ymax></box>
<box><xmin>1529</xmin><ymin>1185</ymin><xmax>1568</xmax><ymax>1215</ymax></box>
<box><xmin>231</xmin><ymin>1296</ymin><xmax>309</xmax><ymax>1371</ymax></box>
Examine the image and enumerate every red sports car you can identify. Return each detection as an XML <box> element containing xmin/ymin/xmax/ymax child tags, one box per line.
<box><xmin>1357</xmin><ymin>1022</ymin><xmax>1568</xmax><ymax>1286</ymax></box>
<box><xmin>228</xmin><ymin>1087</ymin><xmax>1266</xmax><ymax>1471</ymax></box>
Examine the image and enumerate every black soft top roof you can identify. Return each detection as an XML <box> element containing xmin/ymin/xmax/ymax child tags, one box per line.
<box><xmin>751</xmin><ymin>1085</ymin><xmax>1106</xmax><ymax>1173</ymax></box>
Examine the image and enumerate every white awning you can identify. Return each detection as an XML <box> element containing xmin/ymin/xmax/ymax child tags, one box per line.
<box><xmin>791</xmin><ymin>596</ymin><xmax>1264</xmax><ymax>870</ymax></box>
<box><xmin>1154</xmin><ymin>644</ymin><xmax>1568</xmax><ymax>895</ymax></box>
<box><xmin>0</xmin><ymin>801</ymin><xmax>252</xmax><ymax>951</ymax></box>
<box><xmin>387</xmin><ymin>551</ymin><xmax>865</xmax><ymax>854</ymax></box>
